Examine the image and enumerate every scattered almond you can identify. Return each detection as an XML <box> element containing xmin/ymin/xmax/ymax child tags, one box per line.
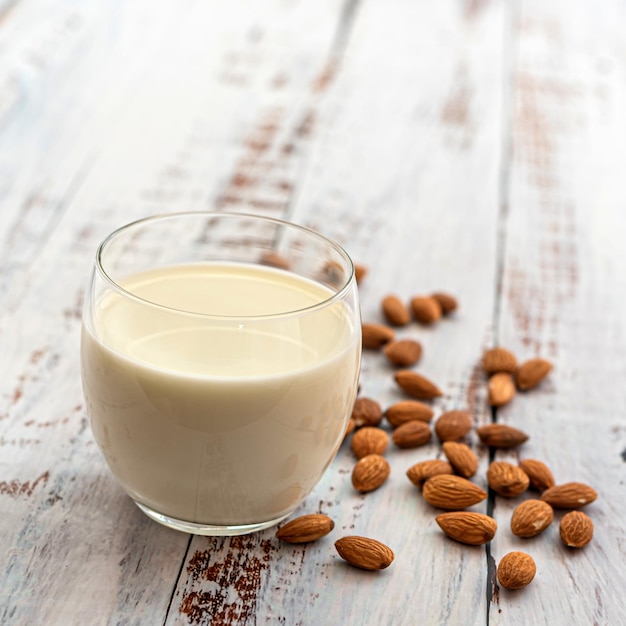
<box><xmin>334</xmin><ymin>536</ymin><xmax>394</xmax><ymax>570</ymax></box>
<box><xmin>351</xmin><ymin>427</ymin><xmax>389</xmax><ymax>459</ymax></box>
<box><xmin>351</xmin><ymin>454</ymin><xmax>391</xmax><ymax>493</ymax></box>
<box><xmin>442</xmin><ymin>441</ymin><xmax>478</xmax><ymax>478</ymax></box>
<box><xmin>381</xmin><ymin>295</ymin><xmax>411</xmax><ymax>326</ymax></box>
<box><xmin>519</xmin><ymin>459</ymin><xmax>555</xmax><ymax>492</ymax></box>
<box><xmin>362</xmin><ymin>323</ymin><xmax>395</xmax><ymax>349</ymax></box>
<box><xmin>431</xmin><ymin>292</ymin><xmax>458</xmax><ymax>315</ymax></box>
<box><xmin>488</xmin><ymin>372</ymin><xmax>516</xmax><ymax>407</ymax></box>
<box><xmin>410</xmin><ymin>296</ymin><xmax>442</xmax><ymax>325</ymax></box>
<box><xmin>497</xmin><ymin>551</ymin><xmax>536</xmax><ymax>590</ymax></box>
<box><xmin>435</xmin><ymin>511</ymin><xmax>497</xmax><ymax>545</ymax></box>
<box><xmin>435</xmin><ymin>410</ymin><xmax>472</xmax><ymax>442</ymax></box>
<box><xmin>482</xmin><ymin>347</ymin><xmax>518</xmax><ymax>375</ymax></box>
<box><xmin>354</xmin><ymin>264</ymin><xmax>367</xmax><ymax>284</ymax></box>
<box><xmin>516</xmin><ymin>358</ymin><xmax>552</xmax><ymax>391</ymax></box>
<box><xmin>392</xmin><ymin>421</ymin><xmax>431</xmax><ymax>448</ymax></box>
<box><xmin>343</xmin><ymin>418</ymin><xmax>356</xmax><ymax>440</ymax></box>
<box><xmin>540</xmin><ymin>482</ymin><xmax>597</xmax><ymax>509</ymax></box>
<box><xmin>487</xmin><ymin>461</ymin><xmax>530</xmax><ymax>497</ymax></box>
<box><xmin>510</xmin><ymin>500</ymin><xmax>554</xmax><ymax>538</ymax></box>
<box><xmin>385</xmin><ymin>400</ymin><xmax>434</xmax><ymax>427</ymax></box>
<box><xmin>383</xmin><ymin>339</ymin><xmax>422</xmax><ymax>367</ymax></box>
<box><xmin>406</xmin><ymin>459</ymin><xmax>454</xmax><ymax>489</ymax></box>
<box><xmin>560</xmin><ymin>511</ymin><xmax>594</xmax><ymax>548</ymax></box>
<box><xmin>275</xmin><ymin>514</ymin><xmax>335</xmax><ymax>543</ymax></box>
<box><xmin>394</xmin><ymin>370</ymin><xmax>443</xmax><ymax>400</ymax></box>
<box><xmin>260</xmin><ymin>251</ymin><xmax>291</xmax><ymax>270</ymax></box>
<box><xmin>476</xmin><ymin>424</ymin><xmax>529</xmax><ymax>448</ymax></box>
<box><xmin>352</xmin><ymin>397</ymin><xmax>383</xmax><ymax>428</ymax></box>
<box><xmin>422</xmin><ymin>474</ymin><xmax>487</xmax><ymax>510</ymax></box>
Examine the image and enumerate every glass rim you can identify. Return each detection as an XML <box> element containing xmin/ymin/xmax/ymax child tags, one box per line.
<box><xmin>95</xmin><ymin>211</ymin><xmax>356</xmax><ymax>320</ymax></box>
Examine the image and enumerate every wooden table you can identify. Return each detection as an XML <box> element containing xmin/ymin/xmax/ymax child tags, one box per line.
<box><xmin>1</xmin><ymin>1</ymin><xmax>625</xmax><ymax>624</ymax></box>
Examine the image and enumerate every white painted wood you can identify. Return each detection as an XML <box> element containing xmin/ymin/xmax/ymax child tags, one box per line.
<box><xmin>1</xmin><ymin>0</ymin><xmax>625</xmax><ymax>624</ymax></box>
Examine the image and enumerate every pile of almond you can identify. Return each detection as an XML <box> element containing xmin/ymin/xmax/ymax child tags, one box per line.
<box><xmin>272</xmin><ymin>266</ymin><xmax>598</xmax><ymax>588</ymax></box>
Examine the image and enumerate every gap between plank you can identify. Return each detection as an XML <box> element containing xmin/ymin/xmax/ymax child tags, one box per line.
<box><xmin>162</xmin><ymin>533</ymin><xmax>194</xmax><ymax>626</ymax></box>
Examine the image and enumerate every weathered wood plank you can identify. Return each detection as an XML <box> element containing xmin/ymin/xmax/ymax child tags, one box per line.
<box><xmin>168</xmin><ymin>0</ymin><xmax>507</xmax><ymax>623</ymax></box>
<box><xmin>489</xmin><ymin>0</ymin><xmax>626</xmax><ymax>623</ymax></box>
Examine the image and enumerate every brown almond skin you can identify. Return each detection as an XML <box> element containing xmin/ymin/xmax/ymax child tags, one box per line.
<box><xmin>354</xmin><ymin>264</ymin><xmax>367</xmax><ymax>284</ymax></box>
<box><xmin>488</xmin><ymin>372</ymin><xmax>516</xmax><ymax>407</ymax></box>
<box><xmin>381</xmin><ymin>295</ymin><xmax>411</xmax><ymax>326</ymax></box>
<box><xmin>487</xmin><ymin>461</ymin><xmax>530</xmax><ymax>497</ymax></box>
<box><xmin>385</xmin><ymin>401</ymin><xmax>434</xmax><ymax>427</ymax></box>
<box><xmin>361</xmin><ymin>323</ymin><xmax>395</xmax><ymax>349</ymax></box>
<box><xmin>477</xmin><ymin>424</ymin><xmax>529</xmax><ymax>448</ymax></box>
<box><xmin>351</xmin><ymin>397</ymin><xmax>383</xmax><ymax>428</ymax></box>
<box><xmin>541</xmin><ymin>482</ymin><xmax>597</xmax><ymax>509</ymax></box>
<box><xmin>392</xmin><ymin>421</ymin><xmax>431</xmax><ymax>448</ymax></box>
<box><xmin>560</xmin><ymin>511</ymin><xmax>594</xmax><ymax>548</ymax></box>
<box><xmin>442</xmin><ymin>441</ymin><xmax>478</xmax><ymax>478</ymax></box>
<box><xmin>406</xmin><ymin>460</ymin><xmax>454</xmax><ymax>489</ymax></box>
<box><xmin>260</xmin><ymin>251</ymin><xmax>291</xmax><ymax>270</ymax></box>
<box><xmin>435</xmin><ymin>410</ymin><xmax>472</xmax><ymax>441</ymax></box>
<box><xmin>410</xmin><ymin>296</ymin><xmax>442</xmax><ymax>324</ymax></box>
<box><xmin>275</xmin><ymin>514</ymin><xmax>335</xmax><ymax>543</ymax></box>
<box><xmin>519</xmin><ymin>459</ymin><xmax>555</xmax><ymax>491</ymax></box>
<box><xmin>351</xmin><ymin>454</ymin><xmax>391</xmax><ymax>492</ymax></box>
<box><xmin>482</xmin><ymin>347</ymin><xmax>518</xmax><ymax>375</ymax></box>
<box><xmin>497</xmin><ymin>551</ymin><xmax>536</xmax><ymax>589</ymax></box>
<box><xmin>343</xmin><ymin>418</ymin><xmax>356</xmax><ymax>440</ymax></box>
<box><xmin>431</xmin><ymin>292</ymin><xmax>458</xmax><ymax>315</ymax></box>
<box><xmin>435</xmin><ymin>512</ymin><xmax>497</xmax><ymax>545</ymax></box>
<box><xmin>334</xmin><ymin>536</ymin><xmax>394</xmax><ymax>570</ymax></box>
<box><xmin>510</xmin><ymin>500</ymin><xmax>554</xmax><ymax>537</ymax></box>
<box><xmin>516</xmin><ymin>358</ymin><xmax>553</xmax><ymax>391</ymax></box>
<box><xmin>422</xmin><ymin>475</ymin><xmax>487</xmax><ymax>510</ymax></box>
<box><xmin>351</xmin><ymin>427</ymin><xmax>389</xmax><ymax>459</ymax></box>
<box><xmin>383</xmin><ymin>339</ymin><xmax>422</xmax><ymax>367</ymax></box>
<box><xmin>394</xmin><ymin>370</ymin><xmax>443</xmax><ymax>400</ymax></box>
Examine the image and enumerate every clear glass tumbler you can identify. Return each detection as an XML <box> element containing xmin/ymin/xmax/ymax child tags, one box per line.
<box><xmin>81</xmin><ymin>212</ymin><xmax>361</xmax><ymax>535</ymax></box>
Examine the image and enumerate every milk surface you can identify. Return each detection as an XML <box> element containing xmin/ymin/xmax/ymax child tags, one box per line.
<box><xmin>81</xmin><ymin>262</ymin><xmax>360</xmax><ymax>525</ymax></box>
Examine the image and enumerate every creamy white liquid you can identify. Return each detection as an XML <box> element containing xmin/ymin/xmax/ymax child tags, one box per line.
<box><xmin>81</xmin><ymin>263</ymin><xmax>360</xmax><ymax>526</ymax></box>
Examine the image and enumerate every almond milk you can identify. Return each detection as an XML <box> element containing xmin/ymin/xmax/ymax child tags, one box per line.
<box><xmin>81</xmin><ymin>262</ymin><xmax>360</xmax><ymax>527</ymax></box>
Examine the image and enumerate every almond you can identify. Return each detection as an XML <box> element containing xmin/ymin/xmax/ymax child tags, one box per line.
<box><xmin>410</xmin><ymin>296</ymin><xmax>442</xmax><ymax>324</ymax></box>
<box><xmin>361</xmin><ymin>323</ymin><xmax>395</xmax><ymax>349</ymax></box>
<box><xmin>540</xmin><ymin>482</ymin><xmax>597</xmax><ymax>509</ymax></box>
<box><xmin>431</xmin><ymin>292</ymin><xmax>458</xmax><ymax>315</ymax></box>
<box><xmin>354</xmin><ymin>263</ymin><xmax>367</xmax><ymax>283</ymax></box>
<box><xmin>435</xmin><ymin>512</ymin><xmax>497</xmax><ymax>545</ymax></box>
<box><xmin>383</xmin><ymin>339</ymin><xmax>422</xmax><ymax>367</ymax></box>
<box><xmin>516</xmin><ymin>358</ymin><xmax>552</xmax><ymax>391</ymax></box>
<box><xmin>385</xmin><ymin>400</ymin><xmax>434</xmax><ymax>427</ymax></box>
<box><xmin>351</xmin><ymin>454</ymin><xmax>391</xmax><ymax>492</ymax></box>
<box><xmin>497</xmin><ymin>551</ymin><xmax>536</xmax><ymax>589</ymax></box>
<box><xmin>482</xmin><ymin>347</ymin><xmax>518</xmax><ymax>375</ymax></box>
<box><xmin>487</xmin><ymin>461</ymin><xmax>530</xmax><ymax>497</ymax></box>
<box><xmin>510</xmin><ymin>500</ymin><xmax>554</xmax><ymax>537</ymax></box>
<box><xmin>343</xmin><ymin>418</ymin><xmax>356</xmax><ymax>440</ymax></box>
<box><xmin>422</xmin><ymin>474</ymin><xmax>487</xmax><ymax>510</ymax></box>
<box><xmin>334</xmin><ymin>536</ymin><xmax>394</xmax><ymax>570</ymax></box>
<box><xmin>392</xmin><ymin>421</ymin><xmax>431</xmax><ymax>448</ymax></box>
<box><xmin>260</xmin><ymin>251</ymin><xmax>291</xmax><ymax>270</ymax></box>
<box><xmin>351</xmin><ymin>427</ymin><xmax>389</xmax><ymax>459</ymax></box>
<box><xmin>381</xmin><ymin>295</ymin><xmax>411</xmax><ymax>326</ymax></box>
<box><xmin>275</xmin><ymin>513</ymin><xmax>335</xmax><ymax>543</ymax></box>
<box><xmin>476</xmin><ymin>424</ymin><xmax>529</xmax><ymax>448</ymax></box>
<box><xmin>351</xmin><ymin>397</ymin><xmax>383</xmax><ymax>427</ymax></box>
<box><xmin>406</xmin><ymin>459</ymin><xmax>454</xmax><ymax>489</ymax></box>
<box><xmin>394</xmin><ymin>370</ymin><xmax>443</xmax><ymax>400</ymax></box>
<box><xmin>442</xmin><ymin>441</ymin><xmax>478</xmax><ymax>478</ymax></box>
<box><xmin>518</xmin><ymin>459</ymin><xmax>555</xmax><ymax>492</ymax></box>
<box><xmin>560</xmin><ymin>511</ymin><xmax>594</xmax><ymax>548</ymax></box>
<box><xmin>435</xmin><ymin>410</ymin><xmax>472</xmax><ymax>441</ymax></box>
<box><xmin>488</xmin><ymin>372</ymin><xmax>516</xmax><ymax>407</ymax></box>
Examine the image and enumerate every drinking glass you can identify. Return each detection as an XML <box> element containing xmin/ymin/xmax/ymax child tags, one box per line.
<box><xmin>81</xmin><ymin>212</ymin><xmax>361</xmax><ymax>535</ymax></box>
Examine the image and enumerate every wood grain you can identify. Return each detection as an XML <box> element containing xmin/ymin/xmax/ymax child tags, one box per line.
<box><xmin>0</xmin><ymin>0</ymin><xmax>625</xmax><ymax>624</ymax></box>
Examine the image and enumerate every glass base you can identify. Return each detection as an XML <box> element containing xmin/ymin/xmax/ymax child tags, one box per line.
<box><xmin>134</xmin><ymin>501</ymin><xmax>292</xmax><ymax>536</ymax></box>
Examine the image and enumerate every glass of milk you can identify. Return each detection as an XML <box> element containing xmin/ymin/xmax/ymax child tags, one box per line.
<box><xmin>80</xmin><ymin>212</ymin><xmax>361</xmax><ymax>535</ymax></box>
